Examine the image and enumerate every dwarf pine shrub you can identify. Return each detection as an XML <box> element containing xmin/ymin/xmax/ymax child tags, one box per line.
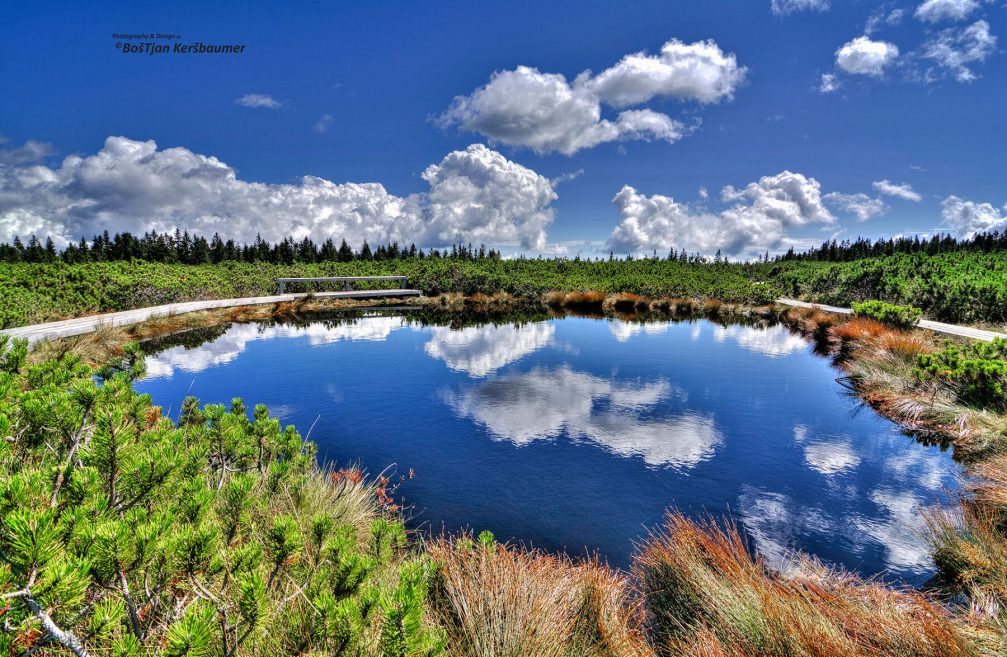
<box><xmin>0</xmin><ymin>335</ymin><xmax>446</xmax><ymax>656</ymax></box>
<box><xmin>915</xmin><ymin>337</ymin><xmax>1007</xmax><ymax>409</ymax></box>
<box><xmin>851</xmin><ymin>300</ymin><xmax>923</xmax><ymax>329</ymax></box>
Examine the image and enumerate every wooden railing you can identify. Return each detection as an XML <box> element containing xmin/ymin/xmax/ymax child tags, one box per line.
<box><xmin>276</xmin><ymin>276</ymin><xmax>408</xmax><ymax>294</ymax></box>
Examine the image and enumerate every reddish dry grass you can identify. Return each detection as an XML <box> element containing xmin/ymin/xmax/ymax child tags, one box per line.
<box><xmin>563</xmin><ymin>290</ymin><xmax>608</xmax><ymax>311</ymax></box>
<box><xmin>605</xmin><ymin>293</ymin><xmax>648</xmax><ymax>312</ymax></box>
<box><xmin>466</xmin><ymin>292</ymin><xmax>493</xmax><ymax>305</ymax></box>
<box><xmin>649</xmin><ymin>298</ymin><xmax>673</xmax><ymax>312</ymax></box>
<box><xmin>830</xmin><ymin>317</ymin><xmax>893</xmax><ymax>342</ymax></box>
<box><xmin>703</xmin><ymin>299</ymin><xmax>723</xmax><ymax>315</ymax></box>
<box><xmin>879</xmin><ymin>331</ymin><xmax>933</xmax><ymax>359</ymax></box>
<box><xmin>428</xmin><ymin>536</ymin><xmax>652</xmax><ymax>657</ymax></box>
<box><xmin>670</xmin><ymin>298</ymin><xmax>696</xmax><ymax>313</ymax></box>
<box><xmin>544</xmin><ymin>291</ymin><xmax>567</xmax><ymax>308</ymax></box>
<box><xmin>635</xmin><ymin>512</ymin><xmax>987</xmax><ymax>657</ymax></box>
<box><xmin>808</xmin><ymin>310</ymin><xmax>838</xmax><ymax>328</ymax></box>
<box><xmin>793</xmin><ymin>306</ymin><xmax>820</xmax><ymax>320</ymax></box>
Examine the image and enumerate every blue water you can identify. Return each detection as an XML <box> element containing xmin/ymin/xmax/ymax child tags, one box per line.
<box><xmin>136</xmin><ymin>314</ymin><xmax>959</xmax><ymax>583</ymax></box>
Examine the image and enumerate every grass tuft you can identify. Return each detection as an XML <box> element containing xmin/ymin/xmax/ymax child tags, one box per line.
<box><xmin>605</xmin><ymin>293</ymin><xmax>648</xmax><ymax>312</ymax></box>
<box><xmin>563</xmin><ymin>290</ymin><xmax>607</xmax><ymax>311</ymax></box>
<box><xmin>427</xmin><ymin>535</ymin><xmax>652</xmax><ymax>657</ymax></box>
<box><xmin>635</xmin><ymin>512</ymin><xmax>994</xmax><ymax>657</ymax></box>
<box><xmin>831</xmin><ymin>317</ymin><xmax>893</xmax><ymax>343</ymax></box>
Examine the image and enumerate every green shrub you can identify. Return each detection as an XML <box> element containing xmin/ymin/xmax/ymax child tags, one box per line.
<box><xmin>0</xmin><ymin>339</ymin><xmax>445</xmax><ymax>656</ymax></box>
<box><xmin>915</xmin><ymin>337</ymin><xmax>1007</xmax><ymax>409</ymax></box>
<box><xmin>851</xmin><ymin>300</ymin><xmax>923</xmax><ymax>329</ymax></box>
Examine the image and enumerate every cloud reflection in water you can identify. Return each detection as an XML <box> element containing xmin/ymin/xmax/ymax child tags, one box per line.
<box><xmin>144</xmin><ymin>317</ymin><xmax>407</xmax><ymax>378</ymax></box>
<box><xmin>424</xmin><ymin>323</ymin><xmax>555</xmax><ymax>377</ymax></box>
<box><xmin>444</xmin><ymin>365</ymin><xmax>720</xmax><ymax>469</ymax></box>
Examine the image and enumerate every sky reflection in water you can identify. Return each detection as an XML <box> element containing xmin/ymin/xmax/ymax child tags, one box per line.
<box><xmin>137</xmin><ymin>315</ymin><xmax>959</xmax><ymax>583</ymax></box>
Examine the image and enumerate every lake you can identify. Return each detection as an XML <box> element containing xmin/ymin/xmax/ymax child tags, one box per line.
<box><xmin>136</xmin><ymin>312</ymin><xmax>959</xmax><ymax>583</ymax></box>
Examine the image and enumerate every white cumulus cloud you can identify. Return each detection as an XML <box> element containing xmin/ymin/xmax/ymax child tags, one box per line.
<box><xmin>588</xmin><ymin>39</ymin><xmax>747</xmax><ymax>106</ymax></box>
<box><xmin>915</xmin><ymin>0</ymin><xmax>980</xmax><ymax>23</ymax></box>
<box><xmin>0</xmin><ymin>137</ymin><xmax>558</xmax><ymax>251</ymax></box>
<box><xmin>440</xmin><ymin>38</ymin><xmax>744</xmax><ymax>155</ymax></box>
<box><xmin>712</xmin><ymin>324</ymin><xmax>810</xmax><ymax>357</ymax></box>
<box><xmin>941</xmin><ymin>195</ymin><xmax>1007</xmax><ymax>237</ymax></box>
<box><xmin>234</xmin><ymin>94</ymin><xmax>282</xmax><ymax>109</ymax></box>
<box><xmin>606</xmin><ymin>170</ymin><xmax>835</xmax><ymax>257</ymax></box>
<box><xmin>421</xmin><ymin>144</ymin><xmax>558</xmax><ymax>250</ymax></box>
<box><xmin>144</xmin><ymin>317</ymin><xmax>408</xmax><ymax>378</ymax></box>
<box><xmin>872</xmin><ymin>179</ymin><xmax>923</xmax><ymax>201</ymax></box>
<box><xmin>836</xmin><ymin>36</ymin><xmax>900</xmax><ymax>76</ymax></box>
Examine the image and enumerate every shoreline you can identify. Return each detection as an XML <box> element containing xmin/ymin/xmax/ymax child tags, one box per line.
<box><xmin>6</xmin><ymin>291</ymin><xmax>1005</xmax><ymax>654</ymax></box>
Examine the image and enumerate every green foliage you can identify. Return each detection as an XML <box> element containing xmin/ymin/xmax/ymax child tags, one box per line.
<box><xmin>851</xmin><ymin>300</ymin><xmax>923</xmax><ymax>329</ymax></box>
<box><xmin>0</xmin><ymin>346</ymin><xmax>440</xmax><ymax>656</ymax></box>
<box><xmin>0</xmin><ymin>258</ymin><xmax>775</xmax><ymax>329</ymax></box>
<box><xmin>379</xmin><ymin>560</ymin><xmax>446</xmax><ymax>657</ymax></box>
<box><xmin>5</xmin><ymin>248</ymin><xmax>1007</xmax><ymax>330</ymax></box>
<box><xmin>916</xmin><ymin>338</ymin><xmax>1007</xmax><ymax>409</ymax></box>
<box><xmin>758</xmin><ymin>251</ymin><xmax>1007</xmax><ymax>324</ymax></box>
<box><xmin>164</xmin><ymin>603</ymin><xmax>217</xmax><ymax>657</ymax></box>
<box><xmin>477</xmin><ymin>530</ymin><xmax>496</xmax><ymax>553</ymax></box>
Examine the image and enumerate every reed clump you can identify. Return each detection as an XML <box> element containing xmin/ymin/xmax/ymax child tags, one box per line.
<box><xmin>926</xmin><ymin>454</ymin><xmax>1007</xmax><ymax>616</ymax></box>
<box><xmin>562</xmin><ymin>290</ymin><xmax>608</xmax><ymax>312</ymax></box>
<box><xmin>427</xmin><ymin>534</ymin><xmax>651</xmax><ymax>657</ymax></box>
<box><xmin>544</xmin><ymin>291</ymin><xmax>567</xmax><ymax>308</ymax></box>
<box><xmin>605</xmin><ymin>293</ymin><xmax>649</xmax><ymax>312</ymax></box>
<box><xmin>635</xmin><ymin>512</ymin><xmax>995</xmax><ymax>657</ymax></box>
<box><xmin>670</xmin><ymin>298</ymin><xmax>696</xmax><ymax>314</ymax></box>
<box><xmin>466</xmin><ymin>292</ymin><xmax>493</xmax><ymax>306</ymax></box>
<box><xmin>831</xmin><ymin>316</ymin><xmax>894</xmax><ymax>343</ymax></box>
<box><xmin>437</xmin><ymin>292</ymin><xmax>467</xmax><ymax>311</ymax></box>
<box><xmin>880</xmin><ymin>331</ymin><xmax>934</xmax><ymax>360</ymax></box>
<box><xmin>29</xmin><ymin>323</ymin><xmax>129</xmax><ymax>366</ymax></box>
<box><xmin>702</xmin><ymin>299</ymin><xmax>723</xmax><ymax>316</ymax></box>
<box><xmin>649</xmin><ymin>298</ymin><xmax>673</xmax><ymax>312</ymax></box>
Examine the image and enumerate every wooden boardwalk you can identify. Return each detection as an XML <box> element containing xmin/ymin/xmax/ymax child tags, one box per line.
<box><xmin>777</xmin><ymin>298</ymin><xmax>1006</xmax><ymax>342</ymax></box>
<box><xmin>1</xmin><ymin>289</ymin><xmax>420</xmax><ymax>347</ymax></box>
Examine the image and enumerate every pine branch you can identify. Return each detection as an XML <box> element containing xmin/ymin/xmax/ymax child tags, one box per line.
<box><xmin>0</xmin><ymin>589</ymin><xmax>29</xmax><ymax>600</ymax></box>
<box><xmin>21</xmin><ymin>591</ymin><xmax>93</xmax><ymax>657</ymax></box>
<box><xmin>119</xmin><ymin>569</ymin><xmax>144</xmax><ymax>640</ymax></box>
<box><xmin>50</xmin><ymin>405</ymin><xmax>93</xmax><ymax>509</ymax></box>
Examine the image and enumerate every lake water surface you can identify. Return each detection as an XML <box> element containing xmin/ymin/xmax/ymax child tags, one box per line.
<box><xmin>136</xmin><ymin>313</ymin><xmax>959</xmax><ymax>584</ymax></box>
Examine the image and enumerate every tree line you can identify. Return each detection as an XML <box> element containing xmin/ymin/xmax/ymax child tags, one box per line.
<box><xmin>1</xmin><ymin>228</ymin><xmax>1005</xmax><ymax>265</ymax></box>
<box><xmin>775</xmin><ymin>231</ymin><xmax>1007</xmax><ymax>263</ymax></box>
<box><xmin>0</xmin><ymin>230</ymin><xmax>503</xmax><ymax>264</ymax></box>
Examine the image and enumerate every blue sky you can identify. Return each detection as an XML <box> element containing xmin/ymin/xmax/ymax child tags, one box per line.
<box><xmin>0</xmin><ymin>0</ymin><xmax>1004</xmax><ymax>257</ymax></box>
